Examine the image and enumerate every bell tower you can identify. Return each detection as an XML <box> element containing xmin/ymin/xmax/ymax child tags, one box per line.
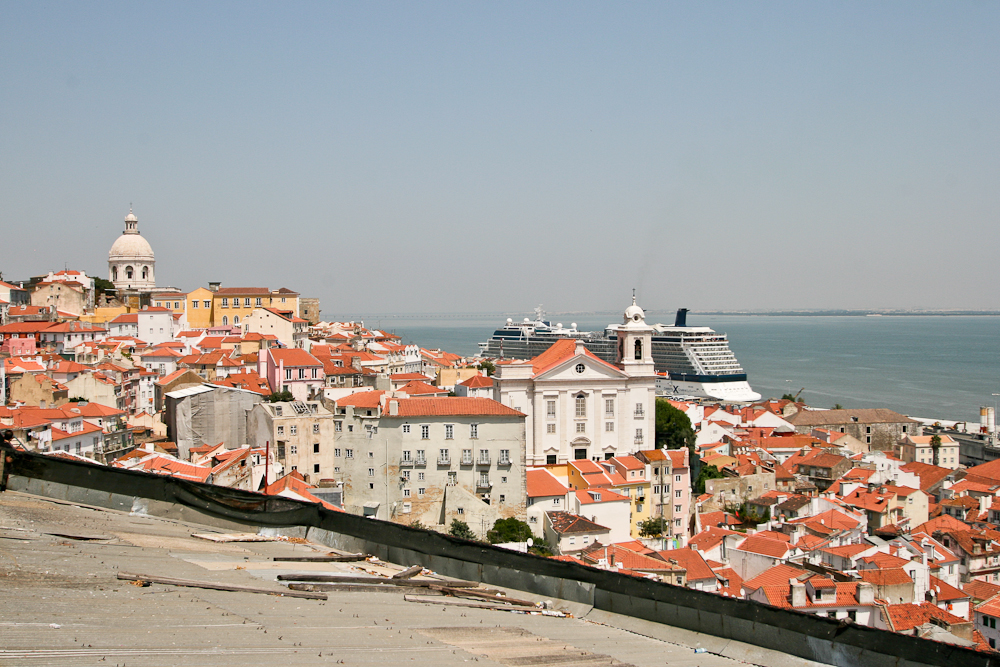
<box><xmin>617</xmin><ymin>292</ymin><xmax>655</xmax><ymax>377</ymax></box>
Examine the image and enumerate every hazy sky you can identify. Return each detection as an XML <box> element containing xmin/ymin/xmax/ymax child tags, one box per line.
<box><xmin>2</xmin><ymin>2</ymin><xmax>998</xmax><ymax>315</ymax></box>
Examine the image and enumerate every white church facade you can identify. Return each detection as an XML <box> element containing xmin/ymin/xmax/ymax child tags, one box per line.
<box><xmin>108</xmin><ymin>208</ymin><xmax>156</xmax><ymax>293</ymax></box>
<box><xmin>493</xmin><ymin>298</ymin><xmax>658</xmax><ymax>466</ymax></box>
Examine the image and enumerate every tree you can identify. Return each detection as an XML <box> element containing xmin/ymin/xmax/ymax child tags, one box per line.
<box><xmin>694</xmin><ymin>464</ymin><xmax>725</xmax><ymax>495</ymax></box>
<box><xmin>930</xmin><ymin>434</ymin><xmax>942</xmax><ymax>466</ymax></box>
<box><xmin>479</xmin><ymin>360</ymin><xmax>496</xmax><ymax>376</ymax></box>
<box><xmin>448</xmin><ymin>519</ymin><xmax>477</xmax><ymax>541</ymax></box>
<box><xmin>654</xmin><ymin>399</ymin><xmax>695</xmax><ymax>450</ymax></box>
<box><xmin>832</xmin><ymin>403</ymin><xmax>843</xmax><ymax>410</ymax></box>
<box><xmin>91</xmin><ymin>276</ymin><xmax>115</xmax><ymax>297</ymax></box>
<box><xmin>781</xmin><ymin>393</ymin><xmax>797</xmax><ymax>402</ymax></box>
<box><xmin>267</xmin><ymin>390</ymin><xmax>293</xmax><ymax>403</ymax></box>
<box><xmin>487</xmin><ymin>517</ymin><xmax>533</xmax><ymax>544</ymax></box>
<box><xmin>527</xmin><ymin>537</ymin><xmax>553</xmax><ymax>557</ymax></box>
<box><xmin>637</xmin><ymin>516</ymin><xmax>670</xmax><ymax>538</ymax></box>
<box><xmin>407</xmin><ymin>519</ymin><xmax>426</xmax><ymax>530</ymax></box>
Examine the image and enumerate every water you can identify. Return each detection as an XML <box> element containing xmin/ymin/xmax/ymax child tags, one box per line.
<box><xmin>328</xmin><ymin>312</ymin><xmax>1000</xmax><ymax>424</ymax></box>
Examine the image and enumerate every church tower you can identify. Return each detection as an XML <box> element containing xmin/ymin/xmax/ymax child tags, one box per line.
<box><xmin>616</xmin><ymin>294</ymin><xmax>655</xmax><ymax>377</ymax></box>
<box><xmin>108</xmin><ymin>207</ymin><xmax>156</xmax><ymax>293</ymax></box>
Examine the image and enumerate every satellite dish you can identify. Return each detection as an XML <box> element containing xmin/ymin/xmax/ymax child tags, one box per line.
<box><xmin>527</xmin><ymin>538</ymin><xmax>534</xmax><ymax>547</ymax></box>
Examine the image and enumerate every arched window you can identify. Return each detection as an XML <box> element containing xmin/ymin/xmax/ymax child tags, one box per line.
<box><xmin>222</xmin><ymin>316</ymin><xmax>228</xmax><ymax>326</ymax></box>
<box><xmin>575</xmin><ymin>394</ymin><xmax>586</xmax><ymax>418</ymax></box>
<box><xmin>112</xmin><ymin>266</ymin><xmax>118</xmax><ymax>281</ymax></box>
<box><xmin>233</xmin><ymin>316</ymin><xmax>239</xmax><ymax>325</ymax></box>
<box><xmin>634</xmin><ymin>339</ymin><xmax>643</xmax><ymax>360</ymax></box>
<box><xmin>125</xmin><ymin>266</ymin><xmax>134</xmax><ymax>280</ymax></box>
<box><xmin>141</xmin><ymin>266</ymin><xmax>148</xmax><ymax>280</ymax></box>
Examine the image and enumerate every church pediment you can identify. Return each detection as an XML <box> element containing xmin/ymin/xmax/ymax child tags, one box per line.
<box><xmin>534</xmin><ymin>355</ymin><xmax>627</xmax><ymax>382</ymax></box>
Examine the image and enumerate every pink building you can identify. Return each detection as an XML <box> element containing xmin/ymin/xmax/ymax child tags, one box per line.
<box><xmin>258</xmin><ymin>347</ymin><xmax>324</xmax><ymax>401</ymax></box>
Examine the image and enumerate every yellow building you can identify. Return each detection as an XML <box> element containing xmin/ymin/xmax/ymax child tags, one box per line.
<box><xmin>210</xmin><ymin>287</ymin><xmax>300</xmax><ymax>329</ymax></box>
<box><xmin>185</xmin><ymin>287</ymin><xmax>215</xmax><ymax>329</ymax></box>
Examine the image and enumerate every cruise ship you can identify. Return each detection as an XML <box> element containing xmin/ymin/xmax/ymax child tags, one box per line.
<box><xmin>478</xmin><ymin>306</ymin><xmax>761</xmax><ymax>402</ymax></box>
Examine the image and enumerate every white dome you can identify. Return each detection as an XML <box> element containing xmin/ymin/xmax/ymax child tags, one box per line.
<box><xmin>109</xmin><ymin>232</ymin><xmax>154</xmax><ymax>260</ymax></box>
<box><xmin>623</xmin><ymin>295</ymin><xmax>645</xmax><ymax>324</ymax></box>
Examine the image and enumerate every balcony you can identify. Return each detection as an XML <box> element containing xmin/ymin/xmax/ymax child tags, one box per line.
<box><xmin>414</xmin><ymin>456</ymin><xmax>426</xmax><ymax>466</ymax></box>
<box><xmin>498</xmin><ymin>455</ymin><xmax>511</xmax><ymax>466</ymax></box>
<box><xmin>634</xmin><ymin>409</ymin><xmax>645</xmax><ymax>419</ymax></box>
<box><xmin>634</xmin><ymin>435</ymin><xmax>644</xmax><ymax>446</ymax></box>
<box><xmin>477</xmin><ymin>452</ymin><xmax>490</xmax><ymax>466</ymax></box>
<box><xmin>460</xmin><ymin>453</ymin><xmax>474</xmax><ymax>466</ymax></box>
<box><xmin>400</xmin><ymin>458</ymin><xmax>413</xmax><ymax>467</ymax></box>
<box><xmin>477</xmin><ymin>478</ymin><xmax>492</xmax><ymax>489</ymax></box>
<box><xmin>437</xmin><ymin>456</ymin><xmax>451</xmax><ymax>466</ymax></box>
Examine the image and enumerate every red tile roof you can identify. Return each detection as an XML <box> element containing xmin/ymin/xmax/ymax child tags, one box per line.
<box><xmin>393</xmin><ymin>398</ymin><xmax>524</xmax><ymax>418</ymax></box>
<box><xmin>858</xmin><ymin>568</ymin><xmax>912</xmax><ymax>586</ymax></box>
<box><xmin>530</xmin><ymin>339</ymin><xmax>624</xmax><ymax>377</ymax></box>
<box><xmin>737</xmin><ymin>535</ymin><xmax>794</xmax><ymax>558</ymax></box>
<box><xmin>656</xmin><ymin>548</ymin><xmax>715</xmax><ymax>582</ymax></box>
<box><xmin>526</xmin><ymin>469</ymin><xmax>570</xmax><ymax>498</ymax></box>
<box><xmin>884</xmin><ymin>602</ymin><xmax>968</xmax><ymax>632</ymax></box>
<box><xmin>268</xmin><ymin>348</ymin><xmax>322</xmax><ymax>367</ymax></box>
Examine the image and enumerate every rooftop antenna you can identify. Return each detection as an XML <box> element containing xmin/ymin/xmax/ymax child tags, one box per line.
<box><xmin>632</xmin><ymin>288</ymin><xmax>636</xmax><ymax>305</ymax></box>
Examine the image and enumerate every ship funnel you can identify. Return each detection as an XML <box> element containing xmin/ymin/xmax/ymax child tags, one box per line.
<box><xmin>674</xmin><ymin>308</ymin><xmax>689</xmax><ymax>327</ymax></box>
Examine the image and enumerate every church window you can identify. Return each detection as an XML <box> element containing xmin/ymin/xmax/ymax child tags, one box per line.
<box><xmin>112</xmin><ymin>266</ymin><xmax>118</xmax><ymax>281</ymax></box>
<box><xmin>125</xmin><ymin>266</ymin><xmax>133</xmax><ymax>280</ymax></box>
<box><xmin>575</xmin><ymin>363</ymin><xmax>585</xmax><ymax>373</ymax></box>
<box><xmin>142</xmin><ymin>266</ymin><xmax>148</xmax><ymax>280</ymax></box>
<box><xmin>634</xmin><ymin>339</ymin><xmax>642</xmax><ymax>360</ymax></box>
<box><xmin>575</xmin><ymin>394</ymin><xmax>586</xmax><ymax>418</ymax></box>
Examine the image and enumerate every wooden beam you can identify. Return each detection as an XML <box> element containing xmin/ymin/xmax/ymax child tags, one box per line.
<box><xmin>392</xmin><ymin>564</ymin><xmax>423</xmax><ymax>579</ymax></box>
<box><xmin>116</xmin><ymin>572</ymin><xmax>327</xmax><ymax>600</ymax></box>
<box><xmin>272</xmin><ymin>553</ymin><xmax>367</xmax><ymax>562</ymax></box>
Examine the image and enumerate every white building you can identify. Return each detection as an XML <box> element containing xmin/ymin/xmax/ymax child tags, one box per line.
<box><xmin>493</xmin><ymin>298</ymin><xmax>657</xmax><ymax>466</ymax></box>
<box><xmin>108</xmin><ymin>208</ymin><xmax>156</xmax><ymax>293</ymax></box>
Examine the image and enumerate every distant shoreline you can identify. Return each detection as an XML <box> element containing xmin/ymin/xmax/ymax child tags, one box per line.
<box><xmin>323</xmin><ymin>309</ymin><xmax>1000</xmax><ymax>321</ymax></box>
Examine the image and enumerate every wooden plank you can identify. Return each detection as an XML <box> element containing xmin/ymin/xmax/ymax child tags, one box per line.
<box><xmin>275</xmin><ymin>574</ymin><xmax>479</xmax><ymax>588</ymax></box>
<box><xmin>403</xmin><ymin>594</ymin><xmax>519</xmax><ymax>610</ymax></box>
<box><xmin>392</xmin><ymin>565</ymin><xmax>423</xmax><ymax>579</ymax></box>
<box><xmin>191</xmin><ymin>532</ymin><xmax>276</xmax><ymax>543</ymax></box>
<box><xmin>288</xmin><ymin>583</ymin><xmax>445</xmax><ymax>594</ymax></box>
<box><xmin>428</xmin><ymin>584</ymin><xmax>538</xmax><ymax>607</ymax></box>
<box><xmin>272</xmin><ymin>553</ymin><xmax>367</xmax><ymax>562</ymax></box>
<box><xmin>116</xmin><ymin>571</ymin><xmax>327</xmax><ymax>600</ymax></box>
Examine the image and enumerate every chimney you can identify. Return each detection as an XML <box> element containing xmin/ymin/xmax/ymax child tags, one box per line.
<box><xmin>980</xmin><ymin>495</ymin><xmax>990</xmax><ymax>514</ymax></box>
<box><xmin>389</xmin><ymin>400</ymin><xmax>398</xmax><ymax>416</ymax></box>
<box><xmin>208</xmin><ymin>282</ymin><xmax>220</xmax><ymax>292</ymax></box>
<box><xmin>575</xmin><ymin>339</ymin><xmax>586</xmax><ymax>356</ymax></box>
<box><xmin>858</xmin><ymin>582</ymin><xmax>875</xmax><ymax>605</ymax></box>
<box><xmin>790</xmin><ymin>579</ymin><xmax>807</xmax><ymax>608</ymax></box>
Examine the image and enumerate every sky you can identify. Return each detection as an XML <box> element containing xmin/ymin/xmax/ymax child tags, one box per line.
<box><xmin>2</xmin><ymin>2</ymin><xmax>998</xmax><ymax>316</ymax></box>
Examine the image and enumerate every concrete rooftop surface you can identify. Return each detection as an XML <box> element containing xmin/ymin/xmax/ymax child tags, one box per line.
<box><xmin>0</xmin><ymin>490</ymin><xmax>825</xmax><ymax>667</ymax></box>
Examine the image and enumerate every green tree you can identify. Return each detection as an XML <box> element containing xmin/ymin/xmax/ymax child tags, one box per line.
<box><xmin>267</xmin><ymin>390</ymin><xmax>293</xmax><ymax>403</ymax></box>
<box><xmin>91</xmin><ymin>276</ymin><xmax>115</xmax><ymax>297</ymax></box>
<box><xmin>654</xmin><ymin>399</ymin><xmax>695</xmax><ymax>450</ymax></box>
<box><xmin>832</xmin><ymin>403</ymin><xmax>843</xmax><ymax>410</ymax></box>
<box><xmin>478</xmin><ymin>360</ymin><xmax>496</xmax><ymax>376</ymax></box>
<box><xmin>487</xmin><ymin>517</ymin><xmax>533</xmax><ymax>544</ymax></box>
<box><xmin>781</xmin><ymin>393</ymin><xmax>797</xmax><ymax>402</ymax></box>
<box><xmin>408</xmin><ymin>519</ymin><xmax>426</xmax><ymax>530</ymax></box>
<box><xmin>694</xmin><ymin>464</ymin><xmax>725</xmax><ymax>495</ymax></box>
<box><xmin>527</xmin><ymin>537</ymin><xmax>553</xmax><ymax>557</ymax></box>
<box><xmin>930</xmin><ymin>434</ymin><xmax>942</xmax><ymax>466</ymax></box>
<box><xmin>637</xmin><ymin>516</ymin><xmax>670</xmax><ymax>538</ymax></box>
<box><xmin>448</xmin><ymin>519</ymin><xmax>477</xmax><ymax>541</ymax></box>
